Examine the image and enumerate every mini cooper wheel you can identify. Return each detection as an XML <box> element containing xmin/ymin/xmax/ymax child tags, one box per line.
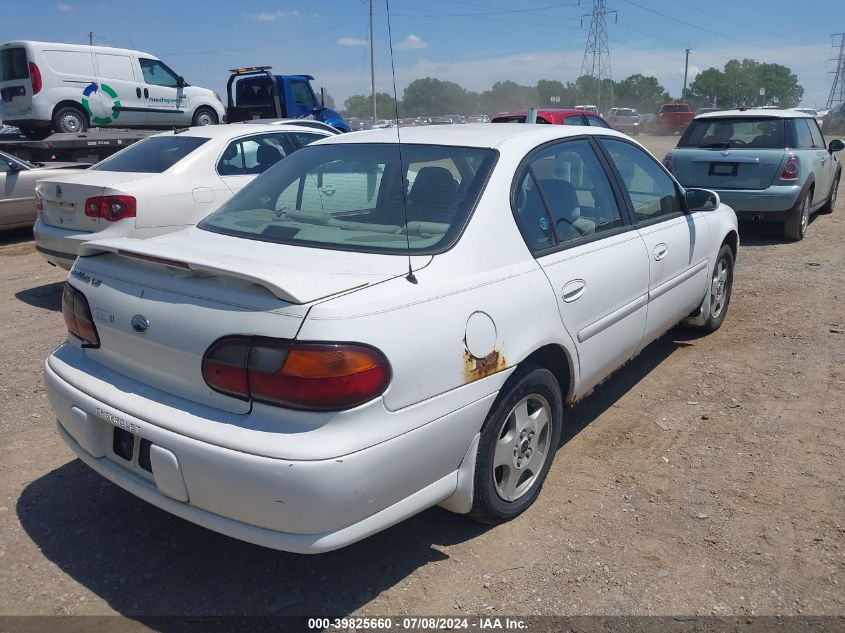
<box><xmin>818</xmin><ymin>173</ymin><xmax>839</xmax><ymax>215</ymax></box>
<box><xmin>783</xmin><ymin>190</ymin><xmax>810</xmax><ymax>241</ymax></box>
<box><xmin>696</xmin><ymin>243</ymin><xmax>734</xmax><ymax>333</ymax></box>
<box><xmin>468</xmin><ymin>364</ymin><xmax>563</xmax><ymax>525</ymax></box>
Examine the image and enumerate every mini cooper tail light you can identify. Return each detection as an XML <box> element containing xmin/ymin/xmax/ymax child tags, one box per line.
<box><xmin>84</xmin><ymin>195</ymin><xmax>137</xmax><ymax>222</ymax></box>
<box><xmin>661</xmin><ymin>153</ymin><xmax>673</xmax><ymax>173</ymax></box>
<box><xmin>61</xmin><ymin>283</ymin><xmax>100</xmax><ymax>347</ymax></box>
<box><xmin>202</xmin><ymin>337</ymin><xmax>391</xmax><ymax>411</ymax></box>
<box><xmin>28</xmin><ymin>62</ymin><xmax>42</xmax><ymax>95</ymax></box>
<box><xmin>780</xmin><ymin>155</ymin><xmax>799</xmax><ymax>181</ymax></box>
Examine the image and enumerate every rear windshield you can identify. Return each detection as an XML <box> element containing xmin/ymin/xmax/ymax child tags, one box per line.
<box><xmin>0</xmin><ymin>48</ymin><xmax>29</xmax><ymax>82</ymax></box>
<box><xmin>236</xmin><ymin>79</ymin><xmax>276</xmax><ymax>106</ymax></box>
<box><xmin>615</xmin><ymin>109</ymin><xmax>637</xmax><ymax>116</ymax></box>
<box><xmin>679</xmin><ymin>117</ymin><xmax>785</xmax><ymax>149</ymax></box>
<box><xmin>199</xmin><ymin>143</ymin><xmax>497</xmax><ymax>254</ymax></box>
<box><xmin>92</xmin><ymin>136</ymin><xmax>209</xmax><ymax>173</ymax></box>
<box><xmin>662</xmin><ymin>105</ymin><xmax>689</xmax><ymax>113</ymax></box>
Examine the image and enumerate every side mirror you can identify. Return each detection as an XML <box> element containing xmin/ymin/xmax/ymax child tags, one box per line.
<box><xmin>829</xmin><ymin>139</ymin><xmax>844</xmax><ymax>153</ymax></box>
<box><xmin>685</xmin><ymin>188</ymin><xmax>720</xmax><ymax>212</ymax></box>
<box><xmin>176</xmin><ymin>75</ymin><xmax>186</xmax><ymax>88</ymax></box>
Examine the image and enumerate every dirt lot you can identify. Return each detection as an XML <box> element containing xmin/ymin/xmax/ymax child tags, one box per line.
<box><xmin>0</xmin><ymin>134</ymin><xmax>843</xmax><ymax>622</ymax></box>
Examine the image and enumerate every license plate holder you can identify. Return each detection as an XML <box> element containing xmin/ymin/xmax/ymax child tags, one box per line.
<box><xmin>709</xmin><ymin>162</ymin><xmax>738</xmax><ymax>177</ymax></box>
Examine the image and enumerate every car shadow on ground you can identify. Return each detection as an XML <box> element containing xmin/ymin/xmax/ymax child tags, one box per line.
<box><xmin>17</xmin><ymin>328</ymin><xmax>689</xmax><ymax>622</ymax></box>
<box><xmin>0</xmin><ymin>226</ymin><xmax>33</xmax><ymax>247</ymax></box>
<box><xmin>737</xmin><ymin>215</ymin><xmax>821</xmax><ymax>246</ymax></box>
<box><xmin>15</xmin><ymin>281</ymin><xmax>64</xmax><ymax>312</ymax></box>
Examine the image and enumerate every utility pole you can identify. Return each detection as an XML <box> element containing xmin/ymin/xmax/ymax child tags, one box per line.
<box><xmin>369</xmin><ymin>0</ymin><xmax>377</xmax><ymax>124</ymax></box>
<box><xmin>682</xmin><ymin>48</ymin><xmax>691</xmax><ymax>102</ymax></box>
<box><xmin>827</xmin><ymin>33</ymin><xmax>845</xmax><ymax>109</ymax></box>
<box><xmin>580</xmin><ymin>0</ymin><xmax>616</xmax><ymax>113</ymax></box>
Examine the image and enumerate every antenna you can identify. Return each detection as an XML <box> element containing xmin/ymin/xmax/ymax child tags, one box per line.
<box><xmin>384</xmin><ymin>0</ymin><xmax>417</xmax><ymax>284</ymax></box>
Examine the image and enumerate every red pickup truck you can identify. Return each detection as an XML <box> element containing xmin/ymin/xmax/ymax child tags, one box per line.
<box><xmin>657</xmin><ymin>103</ymin><xmax>695</xmax><ymax>135</ymax></box>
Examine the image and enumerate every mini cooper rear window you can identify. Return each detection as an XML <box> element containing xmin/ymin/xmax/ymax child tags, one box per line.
<box><xmin>679</xmin><ymin>117</ymin><xmax>785</xmax><ymax>149</ymax></box>
<box><xmin>92</xmin><ymin>136</ymin><xmax>210</xmax><ymax>173</ymax></box>
<box><xmin>199</xmin><ymin>143</ymin><xmax>497</xmax><ymax>254</ymax></box>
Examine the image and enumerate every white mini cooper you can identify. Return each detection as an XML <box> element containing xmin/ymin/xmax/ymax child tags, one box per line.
<box><xmin>45</xmin><ymin>124</ymin><xmax>738</xmax><ymax>553</ymax></box>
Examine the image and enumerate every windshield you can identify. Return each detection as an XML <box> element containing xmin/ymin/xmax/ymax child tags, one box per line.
<box><xmin>616</xmin><ymin>109</ymin><xmax>638</xmax><ymax>116</ymax></box>
<box><xmin>679</xmin><ymin>117</ymin><xmax>785</xmax><ymax>149</ymax></box>
<box><xmin>92</xmin><ymin>136</ymin><xmax>209</xmax><ymax>173</ymax></box>
<box><xmin>199</xmin><ymin>143</ymin><xmax>497</xmax><ymax>254</ymax></box>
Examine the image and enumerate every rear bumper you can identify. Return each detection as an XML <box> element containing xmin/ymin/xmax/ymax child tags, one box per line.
<box><xmin>44</xmin><ymin>347</ymin><xmax>495</xmax><ymax>553</ymax></box>
<box><xmin>33</xmin><ymin>217</ymin><xmax>90</xmax><ymax>269</ymax></box>
<box><xmin>707</xmin><ymin>185</ymin><xmax>802</xmax><ymax>220</ymax></box>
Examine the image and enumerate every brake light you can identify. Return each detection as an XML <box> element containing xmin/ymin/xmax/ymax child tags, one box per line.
<box><xmin>28</xmin><ymin>62</ymin><xmax>42</xmax><ymax>95</ymax></box>
<box><xmin>202</xmin><ymin>337</ymin><xmax>391</xmax><ymax>411</ymax></box>
<box><xmin>84</xmin><ymin>195</ymin><xmax>136</xmax><ymax>221</ymax></box>
<box><xmin>61</xmin><ymin>283</ymin><xmax>100</xmax><ymax>347</ymax></box>
<box><xmin>35</xmin><ymin>190</ymin><xmax>43</xmax><ymax>211</ymax></box>
<box><xmin>780</xmin><ymin>155</ymin><xmax>799</xmax><ymax>181</ymax></box>
<box><xmin>662</xmin><ymin>153</ymin><xmax>673</xmax><ymax>173</ymax></box>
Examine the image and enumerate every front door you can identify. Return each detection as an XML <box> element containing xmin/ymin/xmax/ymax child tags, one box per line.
<box><xmin>598</xmin><ymin>137</ymin><xmax>711</xmax><ymax>349</ymax></box>
<box><xmin>138</xmin><ymin>58</ymin><xmax>190</xmax><ymax>127</ymax></box>
<box><xmin>511</xmin><ymin>137</ymin><xmax>650</xmax><ymax>393</ymax></box>
<box><xmin>808</xmin><ymin>118</ymin><xmax>834</xmax><ymax>205</ymax></box>
<box><xmin>216</xmin><ymin>133</ymin><xmax>294</xmax><ymax>194</ymax></box>
<box><xmin>92</xmin><ymin>52</ymin><xmax>146</xmax><ymax>127</ymax></box>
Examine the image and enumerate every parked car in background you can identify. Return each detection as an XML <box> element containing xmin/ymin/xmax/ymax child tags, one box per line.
<box><xmin>656</xmin><ymin>103</ymin><xmax>695</xmax><ymax>135</ymax></box>
<box><xmin>822</xmin><ymin>103</ymin><xmax>845</xmax><ymax>135</ymax></box>
<box><xmin>345</xmin><ymin>117</ymin><xmax>372</xmax><ymax>131</ymax></box>
<box><xmin>695</xmin><ymin>107</ymin><xmax>721</xmax><ymax>116</ymax></box>
<box><xmin>442</xmin><ymin>114</ymin><xmax>467</xmax><ymax>124</ymax></box>
<box><xmin>33</xmin><ymin>123</ymin><xmax>332</xmax><ymax>268</ymax></box>
<box><xmin>415</xmin><ymin>116</ymin><xmax>432</xmax><ymax>126</ymax></box>
<box><xmin>663</xmin><ymin>110</ymin><xmax>842</xmax><ymax>240</ymax></box>
<box><xmin>574</xmin><ymin>104</ymin><xmax>599</xmax><ymax>115</ymax></box>
<box><xmin>0</xmin><ymin>40</ymin><xmax>225</xmax><ymax>137</ymax></box>
<box><xmin>466</xmin><ymin>114</ymin><xmax>490</xmax><ymax>123</ymax></box>
<box><xmin>640</xmin><ymin>112</ymin><xmax>657</xmax><ymax>133</ymax></box>
<box><xmin>0</xmin><ymin>149</ymin><xmax>90</xmax><ymax>230</ymax></box>
<box><xmin>492</xmin><ymin>109</ymin><xmax>610</xmax><ymax>128</ymax></box>
<box><xmin>608</xmin><ymin>108</ymin><xmax>640</xmax><ymax>135</ymax></box>
<box><xmin>429</xmin><ymin>116</ymin><xmax>453</xmax><ymax>125</ymax></box>
<box><xmin>371</xmin><ymin>119</ymin><xmax>395</xmax><ymax>129</ymax></box>
<box><xmin>45</xmin><ymin>123</ymin><xmax>738</xmax><ymax>553</ymax></box>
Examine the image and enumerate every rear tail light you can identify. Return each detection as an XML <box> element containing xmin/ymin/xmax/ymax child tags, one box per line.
<box><xmin>35</xmin><ymin>190</ymin><xmax>43</xmax><ymax>211</ymax></box>
<box><xmin>780</xmin><ymin>155</ymin><xmax>799</xmax><ymax>181</ymax></box>
<box><xmin>28</xmin><ymin>62</ymin><xmax>42</xmax><ymax>95</ymax></box>
<box><xmin>84</xmin><ymin>195</ymin><xmax>136</xmax><ymax>221</ymax></box>
<box><xmin>662</xmin><ymin>153</ymin><xmax>673</xmax><ymax>173</ymax></box>
<box><xmin>61</xmin><ymin>283</ymin><xmax>100</xmax><ymax>347</ymax></box>
<box><xmin>203</xmin><ymin>336</ymin><xmax>391</xmax><ymax>411</ymax></box>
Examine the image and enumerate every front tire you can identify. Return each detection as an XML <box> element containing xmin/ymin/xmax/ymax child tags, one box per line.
<box><xmin>694</xmin><ymin>244</ymin><xmax>734</xmax><ymax>333</ymax></box>
<box><xmin>818</xmin><ymin>173</ymin><xmax>839</xmax><ymax>215</ymax></box>
<box><xmin>783</xmin><ymin>189</ymin><xmax>811</xmax><ymax>241</ymax></box>
<box><xmin>192</xmin><ymin>107</ymin><xmax>219</xmax><ymax>127</ymax></box>
<box><xmin>52</xmin><ymin>106</ymin><xmax>88</xmax><ymax>133</ymax></box>
<box><xmin>468</xmin><ymin>364</ymin><xmax>563</xmax><ymax>525</ymax></box>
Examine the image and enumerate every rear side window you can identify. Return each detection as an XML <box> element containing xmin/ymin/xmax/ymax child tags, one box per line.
<box><xmin>808</xmin><ymin>119</ymin><xmax>825</xmax><ymax>148</ymax></box>
<box><xmin>217</xmin><ymin>133</ymin><xmax>292</xmax><ymax>176</ymax></box>
<box><xmin>600</xmin><ymin>138</ymin><xmax>681</xmax><ymax>223</ymax></box>
<box><xmin>93</xmin><ymin>136</ymin><xmax>209</xmax><ymax>173</ymax></box>
<box><xmin>0</xmin><ymin>48</ymin><xmax>28</xmax><ymax>81</ymax></box>
<box><xmin>792</xmin><ymin>118</ymin><xmax>814</xmax><ymax>149</ymax></box>
<box><xmin>679</xmin><ymin>117</ymin><xmax>785</xmax><ymax>149</ymax></box>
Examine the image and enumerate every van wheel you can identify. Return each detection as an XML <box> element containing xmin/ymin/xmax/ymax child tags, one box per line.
<box><xmin>52</xmin><ymin>106</ymin><xmax>88</xmax><ymax>134</ymax></box>
<box><xmin>468</xmin><ymin>364</ymin><xmax>563</xmax><ymax>525</ymax></box>
<box><xmin>818</xmin><ymin>173</ymin><xmax>839</xmax><ymax>215</ymax></box>
<box><xmin>192</xmin><ymin>107</ymin><xmax>218</xmax><ymax>127</ymax></box>
<box><xmin>783</xmin><ymin>190</ymin><xmax>810</xmax><ymax>241</ymax></box>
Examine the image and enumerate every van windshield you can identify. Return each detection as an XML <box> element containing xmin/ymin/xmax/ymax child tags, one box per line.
<box><xmin>0</xmin><ymin>48</ymin><xmax>28</xmax><ymax>82</ymax></box>
<box><xmin>199</xmin><ymin>143</ymin><xmax>497</xmax><ymax>254</ymax></box>
<box><xmin>92</xmin><ymin>136</ymin><xmax>209</xmax><ymax>173</ymax></box>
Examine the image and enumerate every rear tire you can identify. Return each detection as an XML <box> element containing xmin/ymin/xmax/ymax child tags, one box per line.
<box><xmin>818</xmin><ymin>172</ymin><xmax>839</xmax><ymax>215</ymax></box>
<box><xmin>783</xmin><ymin>189</ymin><xmax>811</xmax><ymax>241</ymax></box>
<box><xmin>192</xmin><ymin>107</ymin><xmax>219</xmax><ymax>127</ymax></box>
<box><xmin>52</xmin><ymin>106</ymin><xmax>88</xmax><ymax>134</ymax></box>
<box><xmin>468</xmin><ymin>364</ymin><xmax>563</xmax><ymax>525</ymax></box>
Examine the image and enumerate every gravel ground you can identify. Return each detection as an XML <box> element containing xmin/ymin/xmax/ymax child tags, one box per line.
<box><xmin>0</xmin><ymin>134</ymin><xmax>843</xmax><ymax>623</ymax></box>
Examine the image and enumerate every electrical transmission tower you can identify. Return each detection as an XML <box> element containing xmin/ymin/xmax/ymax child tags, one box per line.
<box><xmin>827</xmin><ymin>33</ymin><xmax>845</xmax><ymax>109</ymax></box>
<box><xmin>580</xmin><ymin>0</ymin><xmax>616</xmax><ymax>113</ymax></box>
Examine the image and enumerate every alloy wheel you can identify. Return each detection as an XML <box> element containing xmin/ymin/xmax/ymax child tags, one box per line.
<box><xmin>492</xmin><ymin>394</ymin><xmax>552</xmax><ymax>502</ymax></box>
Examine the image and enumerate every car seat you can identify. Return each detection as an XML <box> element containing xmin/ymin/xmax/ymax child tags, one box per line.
<box><xmin>406</xmin><ymin>166</ymin><xmax>459</xmax><ymax>224</ymax></box>
<box><xmin>255</xmin><ymin>144</ymin><xmax>283</xmax><ymax>173</ymax></box>
<box><xmin>538</xmin><ymin>179</ymin><xmax>595</xmax><ymax>239</ymax></box>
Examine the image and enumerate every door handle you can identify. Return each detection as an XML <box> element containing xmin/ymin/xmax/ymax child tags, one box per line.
<box><xmin>144</xmin><ymin>88</ymin><xmax>149</xmax><ymax>99</ymax></box>
<box><xmin>653</xmin><ymin>243</ymin><xmax>669</xmax><ymax>261</ymax></box>
<box><xmin>320</xmin><ymin>184</ymin><xmax>336</xmax><ymax>197</ymax></box>
<box><xmin>562</xmin><ymin>279</ymin><xmax>587</xmax><ymax>303</ymax></box>
<box><xmin>136</xmin><ymin>87</ymin><xmax>141</xmax><ymax>98</ymax></box>
<box><xmin>820</xmin><ymin>156</ymin><xmax>826</xmax><ymax>164</ymax></box>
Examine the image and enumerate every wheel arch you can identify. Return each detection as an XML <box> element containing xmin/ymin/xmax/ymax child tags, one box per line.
<box><xmin>52</xmin><ymin>100</ymin><xmax>89</xmax><ymax>123</ymax></box>
<box><xmin>519</xmin><ymin>343</ymin><xmax>576</xmax><ymax>405</ymax></box>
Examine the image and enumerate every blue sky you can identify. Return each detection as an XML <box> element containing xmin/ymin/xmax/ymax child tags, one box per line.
<box><xmin>2</xmin><ymin>0</ymin><xmax>842</xmax><ymax>109</ymax></box>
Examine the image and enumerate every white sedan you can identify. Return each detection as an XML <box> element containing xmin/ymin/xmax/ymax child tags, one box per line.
<box><xmin>44</xmin><ymin>124</ymin><xmax>738</xmax><ymax>553</ymax></box>
<box><xmin>33</xmin><ymin>123</ymin><xmax>333</xmax><ymax>269</ymax></box>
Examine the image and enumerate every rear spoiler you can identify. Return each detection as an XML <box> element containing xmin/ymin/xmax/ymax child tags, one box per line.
<box><xmin>77</xmin><ymin>238</ymin><xmax>368</xmax><ymax>305</ymax></box>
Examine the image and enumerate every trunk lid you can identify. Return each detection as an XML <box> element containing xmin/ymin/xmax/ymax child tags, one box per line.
<box><xmin>71</xmin><ymin>228</ymin><xmax>429</xmax><ymax>413</ymax></box>
<box><xmin>672</xmin><ymin>148</ymin><xmax>786</xmax><ymax>190</ymax></box>
<box><xmin>37</xmin><ymin>171</ymin><xmax>153</xmax><ymax>232</ymax></box>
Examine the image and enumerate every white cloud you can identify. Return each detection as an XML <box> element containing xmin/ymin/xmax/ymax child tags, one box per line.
<box><xmin>394</xmin><ymin>34</ymin><xmax>427</xmax><ymax>51</ymax></box>
<box><xmin>56</xmin><ymin>3</ymin><xmax>73</xmax><ymax>11</ymax></box>
<box><xmin>244</xmin><ymin>10</ymin><xmax>299</xmax><ymax>22</ymax></box>
<box><xmin>337</xmin><ymin>37</ymin><xmax>367</xmax><ymax>47</ymax></box>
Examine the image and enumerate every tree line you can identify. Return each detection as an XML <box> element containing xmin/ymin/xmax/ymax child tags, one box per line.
<box><xmin>341</xmin><ymin>59</ymin><xmax>803</xmax><ymax>118</ymax></box>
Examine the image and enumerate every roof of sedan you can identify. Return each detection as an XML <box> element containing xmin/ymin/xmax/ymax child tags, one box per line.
<box><xmin>311</xmin><ymin>123</ymin><xmax>630</xmax><ymax>149</ymax></box>
<box><xmin>150</xmin><ymin>122</ymin><xmax>332</xmax><ymax>140</ymax></box>
<box><xmin>696</xmin><ymin>109</ymin><xmax>814</xmax><ymax>120</ymax></box>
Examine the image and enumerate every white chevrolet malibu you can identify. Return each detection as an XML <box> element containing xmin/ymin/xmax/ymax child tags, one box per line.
<box><xmin>33</xmin><ymin>122</ymin><xmax>334</xmax><ymax>269</ymax></box>
<box><xmin>44</xmin><ymin>124</ymin><xmax>738</xmax><ymax>553</ymax></box>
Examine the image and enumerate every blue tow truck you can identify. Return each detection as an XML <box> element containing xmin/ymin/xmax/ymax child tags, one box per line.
<box><xmin>226</xmin><ymin>67</ymin><xmax>350</xmax><ymax>132</ymax></box>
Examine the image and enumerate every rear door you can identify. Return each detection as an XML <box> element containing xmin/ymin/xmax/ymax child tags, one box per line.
<box><xmin>0</xmin><ymin>46</ymin><xmax>32</xmax><ymax>119</ymax></box>
<box><xmin>93</xmin><ymin>52</ymin><xmax>146</xmax><ymax>127</ymax></box>
<box><xmin>599</xmin><ymin>137</ymin><xmax>710</xmax><ymax>349</ymax></box>
<box><xmin>511</xmin><ymin>137</ymin><xmax>649</xmax><ymax>393</ymax></box>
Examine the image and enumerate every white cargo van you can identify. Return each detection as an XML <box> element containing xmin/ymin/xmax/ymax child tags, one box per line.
<box><xmin>0</xmin><ymin>41</ymin><xmax>225</xmax><ymax>138</ymax></box>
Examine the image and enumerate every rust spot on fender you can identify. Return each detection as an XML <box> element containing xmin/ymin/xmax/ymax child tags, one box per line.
<box><xmin>464</xmin><ymin>348</ymin><xmax>507</xmax><ymax>383</ymax></box>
